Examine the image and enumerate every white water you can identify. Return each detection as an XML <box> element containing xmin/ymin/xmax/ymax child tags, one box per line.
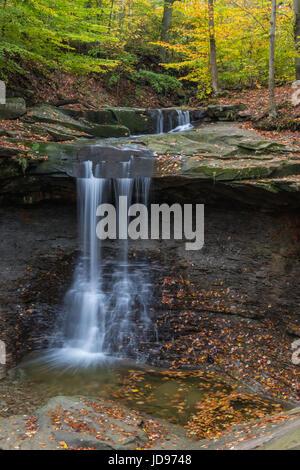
<box><xmin>169</xmin><ymin>110</ymin><xmax>193</xmax><ymax>133</ymax></box>
<box><xmin>156</xmin><ymin>109</ymin><xmax>164</xmax><ymax>134</ymax></box>
<box><xmin>46</xmin><ymin>159</ymin><xmax>154</xmax><ymax>368</ymax></box>
<box><xmin>156</xmin><ymin>109</ymin><xmax>193</xmax><ymax>134</ymax></box>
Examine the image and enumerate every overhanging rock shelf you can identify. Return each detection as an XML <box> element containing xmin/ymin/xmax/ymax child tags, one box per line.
<box><xmin>0</xmin><ymin>120</ymin><xmax>299</xmax><ymax>209</ymax></box>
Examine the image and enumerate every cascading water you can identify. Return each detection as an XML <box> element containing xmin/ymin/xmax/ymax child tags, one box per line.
<box><xmin>156</xmin><ymin>109</ymin><xmax>164</xmax><ymax>134</ymax></box>
<box><xmin>169</xmin><ymin>110</ymin><xmax>193</xmax><ymax>133</ymax></box>
<box><xmin>45</xmin><ymin>155</ymin><xmax>155</xmax><ymax>368</ymax></box>
<box><xmin>155</xmin><ymin>109</ymin><xmax>193</xmax><ymax>134</ymax></box>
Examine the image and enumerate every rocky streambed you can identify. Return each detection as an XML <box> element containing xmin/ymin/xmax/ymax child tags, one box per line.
<box><xmin>0</xmin><ymin>103</ymin><xmax>299</xmax><ymax>449</ymax></box>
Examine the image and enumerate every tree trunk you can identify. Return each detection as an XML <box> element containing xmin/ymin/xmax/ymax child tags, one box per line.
<box><xmin>294</xmin><ymin>0</ymin><xmax>300</xmax><ymax>80</ymax></box>
<box><xmin>161</xmin><ymin>0</ymin><xmax>175</xmax><ymax>60</ymax></box>
<box><xmin>268</xmin><ymin>0</ymin><xmax>277</xmax><ymax>118</ymax></box>
<box><xmin>108</xmin><ymin>0</ymin><xmax>115</xmax><ymax>32</ymax></box>
<box><xmin>208</xmin><ymin>0</ymin><xmax>219</xmax><ymax>94</ymax></box>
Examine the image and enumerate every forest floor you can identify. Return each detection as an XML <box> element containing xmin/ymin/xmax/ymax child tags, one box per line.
<box><xmin>209</xmin><ymin>86</ymin><xmax>300</xmax><ymax>145</ymax></box>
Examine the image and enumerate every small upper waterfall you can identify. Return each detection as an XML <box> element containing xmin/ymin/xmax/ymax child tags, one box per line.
<box><xmin>156</xmin><ymin>109</ymin><xmax>164</xmax><ymax>134</ymax></box>
<box><xmin>169</xmin><ymin>110</ymin><xmax>193</xmax><ymax>133</ymax></box>
<box><xmin>155</xmin><ymin>109</ymin><xmax>193</xmax><ymax>134</ymax></box>
<box><xmin>46</xmin><ymin>151</ymin><xmax>155</xmax><ymax>367</ymax></box>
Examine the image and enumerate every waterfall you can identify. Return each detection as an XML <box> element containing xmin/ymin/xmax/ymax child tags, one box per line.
<box><xmin>169</xmin><ymin>110</ymin><xmax>193</xmax><ymax>133</ymax></box>
<box><xmin>156</xmin><ymin>109</ymin><xmax>164</xmax><ymax>134</ymax></box>
<box><xmin>46</xmin><ymin>157</ymin><xmax>154</xmax><ymax>367</ymax></box>
<box><xmin>155</xmin><ymin>109</ymin><xmax>193</xmax><ymax>134</ymax></box>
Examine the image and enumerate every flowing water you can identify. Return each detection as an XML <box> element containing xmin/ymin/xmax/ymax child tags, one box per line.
<box><xmin>156</xmin><ymin>109</ymin><xmax>193</xmax><ymax>134</ymax></box>
<box><xmin>42</xmin><ymin>158</ymin><xmax>155</xmax><ymax>368</ymax></box>
<box><xmin>0</xmin><ymin>116</ymin><xmax>285</xmax><ymax>437</ymax></box>
<box><xmin>156</xmin><ymin>109</ymin><xmax>164</xmax><ymax>134</ymax></box>
<box><xmin>46</xmin><ymin>110</ymin><xmax>192</xmax><ymax>368</ymax></box>
<box><xmin>169</xmin><ymin>110</ymin><xmax>193</xmax><ymax>133</ymax></box>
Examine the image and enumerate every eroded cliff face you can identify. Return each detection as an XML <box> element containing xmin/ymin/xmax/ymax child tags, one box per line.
<box><xmin>0</xmin><ymin>119</ymin><xmax>299</xmax><ymax>399</ymax></box>
<box><xmin>1</xmin><ymin>122</ymin><xmax>300</xmax><ymax>208</ymax></box>
<box><xmin>0</xmin><ymin>200</ymin><xmax>299</xmax><ymax>401</ymax></box>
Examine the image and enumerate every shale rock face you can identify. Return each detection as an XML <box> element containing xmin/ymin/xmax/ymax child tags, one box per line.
<box><xmin>2</xmin><ymin>122</ymin><xmax>296</xmax><ymax>209</ymax></box>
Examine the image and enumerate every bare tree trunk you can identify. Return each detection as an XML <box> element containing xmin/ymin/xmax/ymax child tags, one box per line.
<box><xmin>208</xmin><ymin>0</ymin><xmax>219</xmax><ymax>94</ymax></box>
<box><xmin>268</xmin><ymin>0</ymin><xmax>277</xmax><ymax>118</ymax></box>
<box><xmin>294</xmin><ymin>0</ymin><xmax>300</xmax><ymax>80</ymax></box>
<box><xmin>108</xmin><ymin>0</ymin><xmax>115</xmax><ymax>32</ymax></box>
<box><xmin>161</xmin><ymin>0</ymin><xmax>175</xmax><ymax>61</ymax></box>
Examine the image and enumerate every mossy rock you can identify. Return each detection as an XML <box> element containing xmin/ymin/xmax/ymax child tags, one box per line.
<box><xmin>206</xmin><ymin>104</ymin><xmax>247</xmax><ymax>121</ymax></box>
<box><xmin>0</xmin><ymin>98</ymin><xmax>26</xmax><ymax>120</ymax></box>
<box><xmin>90</xmin><ymin>124</ymin><xmax>130</xmax><ymax>138</ymax></box>
<box><xmin>109</xmin><ymin>107</ymin><xmax>151</xmax><ymax>134</ymax></box>
<box><xmin>25</xmin><ymin>105</ymin><xmax>91</xmax><ymax>132</ymax></box>
<box><xmin>25</xmin><ymin>105</ymin><xmax>130</xmax><ymax>138</ymax></box>
<box><xmin>182</xmin><ymin>158</ymin><xmax>300</xmax><ymax>181</ymax></box>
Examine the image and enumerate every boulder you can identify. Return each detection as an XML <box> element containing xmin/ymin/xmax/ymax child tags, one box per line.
<box><xmin>0</xmin><ymin>98</ymin><xmax>26</xmax><ymax>119</ymax></box>
<box><xmin>25</xmin><ymin>104</ymin><xmax>91</xmax><ymax>132</ymax></box>
<box><xmin>91</xmin><ymin>124</ymin><xmax>130</xmax><ymax>138</ymax></box>
<box><xmin>207</xmin><ymin>103</ymin><xmax>247</xmax><ymax>121</ymax></box>
<box><xmin>0</xmin><ymin>396</ymin><xmax>148</xmax><ymax>450</ymax></box>
<box><xmin>63</xmin><ymin>108</ymin><xmax>118</xmax><ymax>125</ymax></box>
<box><xmin>109</xmin><ymin>107</ymin><xmax>152</xmax><ymax>134</ymax></box>
<box><xmin>190</xmin><ymin>108</ymin><xmax>208</xmax><ymax>123</ymax></box>
<box><xmin>25</xmin><ymin>105</ymin><xmax>130</xmax><ymax>138</ymax></box>
<box><xmin>31</xmin><ymin>123</ymin><xmax>94</xmax><ymax>142</ymax></box>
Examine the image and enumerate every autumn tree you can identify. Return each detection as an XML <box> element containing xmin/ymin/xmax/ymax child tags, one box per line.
<box><xmin>208</xmin><ymin>0</ymin><xmax>219</xmax><ymax>93</ymax></box>
<box><xmin>161</xmin><ymin>0</ymin><xmax>176</xmax><ymax>42</ymax></box>
<box><xmin>161</xmin><ymin>0</ymin><xmax>176</xmax><ymax>60</ymax></box>
<box><xmin>294</xmin><ymin>0</ymin><xmax>300</xmax><ymax>79</ymax></box>
<box><xmin>269</xmin><ymin>0</ymin><xmax>277</xmax><ymax>117</ymax></box>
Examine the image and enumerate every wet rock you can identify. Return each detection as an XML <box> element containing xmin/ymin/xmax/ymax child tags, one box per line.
<box><xmin>0</xmin><ymin>98</ymin><xmax>26</xmax><ymax>120</ymax></box>
<box><xmin>0</xmin><ymin>396</ymin><xmax>164</xmax><ymax>450</ymax></box>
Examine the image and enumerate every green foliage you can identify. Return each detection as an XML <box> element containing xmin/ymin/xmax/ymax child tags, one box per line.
<box><xmin>0</xmin><ymin>0</ymin><xmax>297</xmax><ymax>99</ymax></box>
<box><xmin>132</xmin><ymin>70</ymin><xmax>182</xmax><ymax>94</ymax></box>
<box><xmin>160</xmin><ymin>0</ymin><xmax>295</xmax><ymax>97</ymax></box>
